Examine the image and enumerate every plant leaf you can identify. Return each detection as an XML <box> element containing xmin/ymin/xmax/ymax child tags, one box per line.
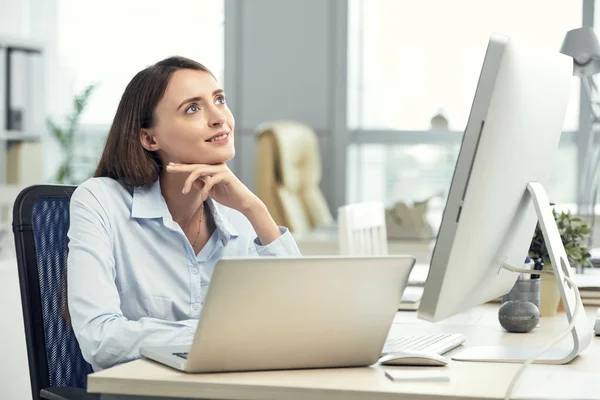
<box><xmin>528</xmin><ymin>207</ymin><xmax>593</xmax><ymax>267</ymax></box>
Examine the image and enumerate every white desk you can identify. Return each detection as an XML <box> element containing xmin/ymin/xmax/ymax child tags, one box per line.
<box><xmin>87</xmin><ymin>305</ymin><xmax>600</xmax><ymax>400</ymax></box>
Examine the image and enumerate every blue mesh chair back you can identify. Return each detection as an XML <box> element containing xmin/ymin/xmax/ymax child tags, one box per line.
<box><xmin>13</xmin><ymin>185</ymin><xmax>94</xmax><ymax>400</ymax></box>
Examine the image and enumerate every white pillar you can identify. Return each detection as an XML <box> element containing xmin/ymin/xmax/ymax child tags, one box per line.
<box><xmin>225</xmin><ymin>0</ymin><xmax>348</xmax><ymax>212</ymax></box>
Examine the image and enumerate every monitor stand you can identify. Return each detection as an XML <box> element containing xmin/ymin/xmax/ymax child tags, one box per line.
<box><xmin>452</xmin><ymin>182</ymin><xmax>592</xmax><ymax>365</ymax></box>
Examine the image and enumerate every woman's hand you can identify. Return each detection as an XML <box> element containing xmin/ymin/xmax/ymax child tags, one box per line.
<box><xmin>165</xmin><ymin>162</ymin><xmax>260</xmax><ymax>214</ymax></box>
<box><xmin>166</xmin><ymin>161</ymin><xmax>282</xmax><ymax>244</ymax></box>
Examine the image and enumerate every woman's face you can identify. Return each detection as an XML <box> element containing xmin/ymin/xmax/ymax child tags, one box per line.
<box><xmin>141</xmin><ymin>69</ymin><xmax>235</xmax><ymax>165</ymax></box>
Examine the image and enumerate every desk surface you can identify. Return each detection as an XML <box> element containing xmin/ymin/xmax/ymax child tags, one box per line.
<box><xmin>88</xmin><ymin>305</ymin><xmax>600</xmax><ymax>400</ymax></box>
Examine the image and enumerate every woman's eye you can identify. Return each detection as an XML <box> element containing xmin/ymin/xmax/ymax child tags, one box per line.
<box><xmin>185</xmin><ymin>104</ymin><xmax>199</xmax><ymax>114</ymax></box>
<box><xmin>216</xmin><ymin>95</ymin><xmax>226</xmax><ymax>105</ymax></box>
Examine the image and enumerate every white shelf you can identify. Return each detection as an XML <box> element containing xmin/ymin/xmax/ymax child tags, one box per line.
<box><xmin>0</xmin><ymin>130</ymin><xmax>40</xmax><ymax>142</ymax></box>
<box><xmin>0</xmin><ymin>36</ymin><xmax>45</xmax><ymax>185</ymax></box>
<box><xmin>0</xmin><ymin>36</ymin><xmax>44</xmax><ymax>53</ymax></box>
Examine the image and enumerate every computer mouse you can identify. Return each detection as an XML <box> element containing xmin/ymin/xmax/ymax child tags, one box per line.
<box><xmin>378</xmin><ymin>351</ymin><xmax>448</xmax><ymax>366</ymax></box>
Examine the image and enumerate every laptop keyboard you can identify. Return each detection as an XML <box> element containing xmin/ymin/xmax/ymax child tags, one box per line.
<box><xmin>171</xmin><ymin>333</ymin><xmax>465</xmax><ymax>360</ymax></box>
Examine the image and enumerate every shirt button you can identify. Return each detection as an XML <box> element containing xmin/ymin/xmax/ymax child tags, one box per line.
<box><xmin>192</xmin><ymin>304</ymin><xmax>200</xmax><ymax>311</ymax></box>
<box><xmin>191</xmin><ymin>268</ymin><xmax>198</xmax><ymax>274</ymax></box>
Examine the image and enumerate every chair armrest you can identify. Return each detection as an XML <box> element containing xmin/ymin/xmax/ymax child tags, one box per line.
<box><xmin>41</xmin><ymin>387</ymin><xmax>101</xmax><ymax>400</ymax></box>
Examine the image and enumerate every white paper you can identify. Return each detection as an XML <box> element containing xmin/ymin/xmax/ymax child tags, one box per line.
<box><xmin>573</xmin><ymin>268</ymin><xmax>600</xmax><ymax>289</ymax></box>
<box><xmin>385</xmin><ymin>370</ymin><xmax>450</xmax><ymax>382</ymax></box>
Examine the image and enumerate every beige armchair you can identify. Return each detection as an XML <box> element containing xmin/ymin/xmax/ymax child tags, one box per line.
<box><xmin>255</xmin><ymin>120</ymin><xmax>333</xmax><ymax>235</ymax></box>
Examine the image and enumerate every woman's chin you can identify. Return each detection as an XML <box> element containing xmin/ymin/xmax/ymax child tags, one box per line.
<box><xmin>187</xmin><ymin>147</ymin><xmax>235</xmax><ymax>165</ymax></box>
<box><xmin>212</xmin><ymin>147</ymin><xmax>235</xmax><ymax>164</ymax></box>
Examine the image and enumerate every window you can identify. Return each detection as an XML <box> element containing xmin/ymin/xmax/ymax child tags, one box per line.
<box><xmin>56</xmin><ymin>0</ymin><xmax>224</xmax><ymax>125</ymax></box>
<box><xmin>347</xmin><ymin>0</ymin><xmax>583</xmax><ymax>210</ymax></box>
<box><xmin>348</xmin><ymin>0</ymin><xmax>581</xmax><ymax>131</ymax></box>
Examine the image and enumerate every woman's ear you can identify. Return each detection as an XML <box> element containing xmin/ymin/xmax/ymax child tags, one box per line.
<box><xmin>140</xmin><ymin>129</ymin><xmax>160</xmax><ymax>151</ymax></box>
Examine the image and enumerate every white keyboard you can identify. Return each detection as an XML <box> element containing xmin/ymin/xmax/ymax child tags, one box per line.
<box><xmin>382</xmin><ymin>333</ymin><xmax>466</xmax><ymax>356</ymax></box>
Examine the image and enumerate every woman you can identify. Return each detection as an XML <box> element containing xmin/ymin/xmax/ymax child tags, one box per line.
<box><xmin>67</xmin><ymin>56</ymin><xmax>301</xmax><ymax>371</ymax></box>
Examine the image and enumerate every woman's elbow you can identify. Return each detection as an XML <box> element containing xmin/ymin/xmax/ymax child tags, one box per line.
<box><xmin>73</xmin><ymin>316</ymin><xmax>128</xmax><ymax>371</ymax></box>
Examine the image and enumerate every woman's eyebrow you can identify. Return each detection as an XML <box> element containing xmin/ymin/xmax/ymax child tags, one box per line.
<box><xmin>176</xmin><ymin>89</ymin><xmax>224</xmax><ymax>110</ymax></box>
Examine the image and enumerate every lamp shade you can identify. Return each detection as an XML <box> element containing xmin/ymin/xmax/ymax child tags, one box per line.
<box><xmin>560</xmin><ymin>27</ymin><xmax>600</xmax><ymax>76</ymax></box>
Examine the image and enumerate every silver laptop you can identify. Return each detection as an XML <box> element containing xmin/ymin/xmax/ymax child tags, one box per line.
<box><xmin>140</xmin><ymin>255</ymin><xmax>415</xmax><ymax>373</ymax></box>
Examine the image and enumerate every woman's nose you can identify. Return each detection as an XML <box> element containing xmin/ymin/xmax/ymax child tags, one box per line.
<box><xmin>210</xmin><ymin>113</ymin><xmax>225</xmax><ymax>127</ymax></box>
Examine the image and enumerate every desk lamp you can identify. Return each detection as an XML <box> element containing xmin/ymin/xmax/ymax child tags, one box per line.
<box><xmin>560</xmin><ymin>27</ymin><xmax>600</xmax><ymax>246</ymax></box>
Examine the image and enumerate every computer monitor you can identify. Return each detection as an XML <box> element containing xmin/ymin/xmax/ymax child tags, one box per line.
<box><xmin>417</xmin><ymin>33</ymin><xmax>592</xmax><ymax>364</ymax></box>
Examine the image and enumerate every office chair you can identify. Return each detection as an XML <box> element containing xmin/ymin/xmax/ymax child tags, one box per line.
<box><xmin>338</xmin><ymin>202</ymin><xmax>388</xmax><ymax>256</ymax></box>
<box><xmin>255</xmin><ymin>120</ymin><xmax>333</xmax><ymax>236</ymax></box>
<box><xmin>12</xmin><ymin>185</ymin><xmax>99</xmax><ymax>400</ymax></box>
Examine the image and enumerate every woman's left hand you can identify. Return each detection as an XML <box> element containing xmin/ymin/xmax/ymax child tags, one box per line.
<box><xmin>166</xmin><ymin>162</ymin><xmax>261</xmax><ymax>214</ymax></box>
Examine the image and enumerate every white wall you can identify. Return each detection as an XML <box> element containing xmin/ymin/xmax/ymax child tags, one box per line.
<box><xmin>225</xmin><ymin>0</ymin><xmax>348</xmax><ymax>211</ymax></box>
<box><xmin>0</xmin><ymin>0</ymin><xmax>31</xmax><ymax>37</ymax></box>
<box><xmin>30</xmin><ymin>0</ymin><xmax>64</xmax><ymax>182</ymax></box>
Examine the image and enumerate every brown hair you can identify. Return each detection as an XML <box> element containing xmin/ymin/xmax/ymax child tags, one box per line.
<box><xmin>94</xmin><ymin>56</ymin><xmax>213</xmax><ymax>187</ymax></box>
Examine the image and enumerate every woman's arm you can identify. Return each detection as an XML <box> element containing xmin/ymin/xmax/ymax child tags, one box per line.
<box><xmin>67</xmin><ymin>184</ymin><xmax>197</xmax><ymax>371</ymax></box>
<box><xmin>242</xmin><ymin>197</ymin><xmax>283</xmax><ymax>245</ymax></box>
<box><xmin>241</xmin><ymin>198</ymin><xmax>301</xmax><ymax>256</ymax></box>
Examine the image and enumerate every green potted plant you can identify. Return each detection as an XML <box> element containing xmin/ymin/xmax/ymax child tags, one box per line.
<box><xmin>46</xmin><ymin>84</ymin><xmax>96</xmax><ymax>184</ymax></box>
<box><xmin>528</xmin><ymin>209</ymin><xmax>591</xmax><ymax>316</ymax></box>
